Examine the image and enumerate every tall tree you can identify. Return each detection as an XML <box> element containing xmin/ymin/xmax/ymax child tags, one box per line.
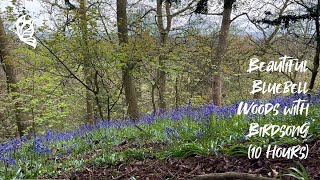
<box><xmin>79</xmin><ymin>0</ymin><xmax>94</xmax><ymax>124</ymax></box>
<box><xmin>117</xmin><ymin>0</ymin><xmax>140</xmax><ymax>119</ymax></box>
<box><xmin>0</xmin><ymin>15</ymin><xmax>26</xmax><ymax>137</ymax></box>
<box><xmin>212</xmin><ymin>0</ymin><xmax>235</xmax><ymax>106</ymax></box>
<box><xmin>156</xmin><ymin>0</ymin><xmax>171</xmax><ymax>110</ymax></box>
<box><xmin>156</xmin><ymin>0</ymin><xmax>197</xmax><ymax>110</ymax></box>
<box><xmin>309</xmin><ymin>0</ymin><xmax>320</xmax><ymax>91</ymax></box>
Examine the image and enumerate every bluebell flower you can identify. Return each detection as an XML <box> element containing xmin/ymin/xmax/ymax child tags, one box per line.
<box><xmin>165</xmin><ymin>127</ymin><xmax>181</xmax><ymax>140</ymax></box>
<box><xmin>197</xmin><ymin>130</ymin><xmax>204</xmax><ymax>140</ymax></box>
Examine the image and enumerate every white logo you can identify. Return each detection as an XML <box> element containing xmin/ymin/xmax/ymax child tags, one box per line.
<box><xmin>15</xmin><ymin>15</ymin><xmax>37</xmax><ymax>49</ymax></box>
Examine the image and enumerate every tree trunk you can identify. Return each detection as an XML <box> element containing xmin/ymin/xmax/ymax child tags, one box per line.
<box><xmin>175</xmin><ymin>75</ymin><xmax>179</xmax><ymax>108</ymax></box>
<box><xmin>212</xmin><ymin>0</ymin><xmax>234</xmax><ymax>106</ymax></box>
<box><xmin>158</xmin><ymin>34</ymin><xmax>167</xmax><ymax>110</ymax></box>
<box><xmin>151</xmin><ymin>83</ymin><xmax>156</xmax><ymax>114</ymax></box>
<box><xmin>253</xmin><ymin>70</ymin><xmax>262</xmax><ymax>99</ymax></box>
<box><xmin>156</xmin><ymin>0</ymin><xmax>172</xmax><ymax>110</ymax></box>
<box><xmin>0</xmin><ymin>16</ymin><xmax>26</xmax><ymax>137</ymax></box>
<box><xmin>107</xmin><ymin>96</ymin><xmax>111</xmax><ymax>120</ymax></box>
<box><xmin>309</xmin><ymin>0</ymin><xmax>320</xmax><ymax>91</ymax></box>
<box><xmin>79</xmin><ymin>0</ymin><xmax>95</xmax><ymax>124</ymax></box>
<box><xmin>94</xmin><ymin>70</ymin><xmax>104</xmax><ymax>120</ymax></box>
<box><xmin>117</xmin><ymin>0</ymin><xmax>140</xmax><ymax>119</ymax></box>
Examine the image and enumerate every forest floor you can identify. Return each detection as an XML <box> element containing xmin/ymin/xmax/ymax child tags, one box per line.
<box><xmin>59</xmin><ymin>139</ymin><xmax>320</xmax><ymax>180</ymax></box>
<box><xmin>4</xmin><ymin>93</ymin><xmax>320</xmax><ymax>179</ymax></box>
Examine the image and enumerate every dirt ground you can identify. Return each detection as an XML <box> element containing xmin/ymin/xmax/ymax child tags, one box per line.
<box><xmin>60</xmin><ymin>140</ymin><xmax>320</xmax><ymax>180</ymax></box>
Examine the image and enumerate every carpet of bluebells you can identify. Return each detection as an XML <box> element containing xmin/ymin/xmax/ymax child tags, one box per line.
<box><xmin>1</xmin><ymin>92</ymin><xmax>320</xmax><ymax>178</ymax></box>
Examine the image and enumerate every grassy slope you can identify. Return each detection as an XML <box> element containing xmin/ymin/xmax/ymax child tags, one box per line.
<box><xmin>0</xmin><ymin>93</ymin><xmax>319</xmax><ymax>179</ymax></box>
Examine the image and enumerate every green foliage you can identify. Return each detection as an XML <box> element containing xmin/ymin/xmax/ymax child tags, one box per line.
<box><xmin>0</xmin><ymin>94</ymin><xmax>17</xmax><ymax>141</ymax></box>
<box><xmin>19</xmin><ymin>72</ymin><xmax>70</xmax><ymax>133</ymax></box>
<box><xmin>159</xmin><ymin>142</ymin><xmax>208</xmax><ymax>159</ymax></box>
<box><xmin>224</xmin><ymin>144</ymin><xmax>248</xmax><ymax>156</ymax></box>
<box><xmin>285</xmin><ymin>161</ymin><xmax>309</xmax><ymax>180</ymax></box>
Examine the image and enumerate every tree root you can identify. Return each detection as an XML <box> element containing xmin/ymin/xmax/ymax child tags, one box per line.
<box><xmin>193</xmin><ymin>172</ymin><xmax>275</xmax><ymax>180</ymax></box>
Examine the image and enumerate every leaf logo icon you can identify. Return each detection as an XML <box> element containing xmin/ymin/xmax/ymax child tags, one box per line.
<box><xmin>15</xmin><ymin>15</ymin><xmax>37</xmax><ymax>49</ymax></box>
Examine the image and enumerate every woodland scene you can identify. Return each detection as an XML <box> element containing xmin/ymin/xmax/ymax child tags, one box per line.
<box><xmin>0</xmin><ymin>0</ymin><xmax>320</xmax><ymax>179</ymax></box>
